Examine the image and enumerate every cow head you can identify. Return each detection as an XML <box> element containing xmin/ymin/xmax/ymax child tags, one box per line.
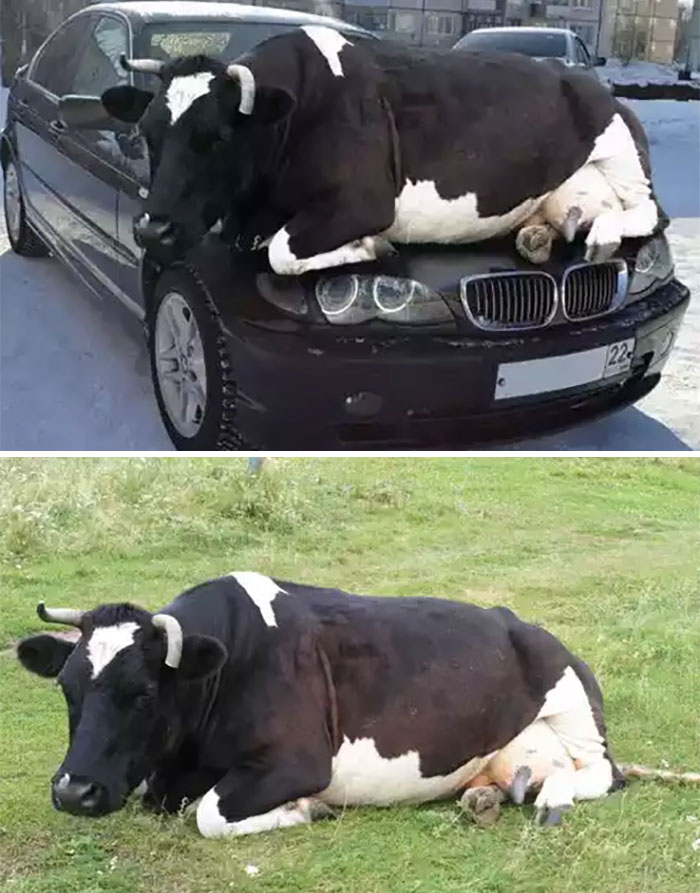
<box><xmin>101</xmin><ymin>55</ymin><xmax>295</xmax><ymax>262</ymax></box>
<box><xmin>17</xmin><ymin>602</ymin><xmax>226</xmax><ymax>817</ymax></box>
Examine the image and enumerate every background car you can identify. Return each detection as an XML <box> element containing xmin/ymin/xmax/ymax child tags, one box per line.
<box><xmin>1</xmin><ymin>3</ymin><xmax>689</xmax><ymax>449</ymax></box>
<box><xmin>453</xmin><ymin>26</ymin><xmax>608</xmax><ymax>82</ymax></box>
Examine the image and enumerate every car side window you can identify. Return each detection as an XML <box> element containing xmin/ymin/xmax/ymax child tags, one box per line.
<box><xmin>30</xmin><ymin>19</ymin><xmax>91</xmax><ymax>97</ymax></box>
<box><xmin>69</xmin><ymin>16</ymin><xmax>129</xmax><ymax>96</ymax></box>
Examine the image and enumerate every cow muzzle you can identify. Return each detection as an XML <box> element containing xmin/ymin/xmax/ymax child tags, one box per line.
<box><xmin>52</xmin><ymin>773</ymin><xmax>110</xmax><ymax>817</ymax></box>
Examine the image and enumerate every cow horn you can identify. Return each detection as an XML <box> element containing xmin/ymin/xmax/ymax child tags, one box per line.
<box><xmin>120</xmin><ymin>54</ymin><xmax>165</xmax><ymax>76</ymax></box>
<box><xmin>225</xmin><ymin>64</ymin><xmax>255</xmax><ymax>115</ymax></box>
<box><xmin>37</xmin><ymin>602</ymin><xmax>84</xmax><ymax>627</ymax></box>
<box><xmin>152</xmin><ymin>614</ymin><xmax>183</xmax><ymax>668</ymax></box>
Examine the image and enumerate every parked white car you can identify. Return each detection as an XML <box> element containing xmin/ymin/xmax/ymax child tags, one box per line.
<box><xmin>454</xmin><ymin>27</ymin><xmax>609</xmax><ymax>85</ymax></box>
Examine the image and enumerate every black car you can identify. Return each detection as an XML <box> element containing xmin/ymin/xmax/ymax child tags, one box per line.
<box><xmin>1</xmin><ymin>2</ymin><xmax>689</xmax><ymax>449</ymax></box>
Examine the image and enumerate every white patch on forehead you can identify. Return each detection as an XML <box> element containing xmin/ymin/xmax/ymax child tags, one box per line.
<box><xmin>228</xmin><ymin>572</ymin><xmax>287</xmax><ymax>627</ymax></box>
<box><xmin>86</xmin><ymin>622</ymin><xmax>139</xmax><ymax>679</ymax></box>
<box><xmin>301</xmin><ymin>26</ymin><xmax>350</xmax><ymax>77</ymax></box>
<box><xmin>385</xmin><ymin>179</ymin><xmax>545</xmax><ymax>244</ymax></box>
<box><xmin>165</xmin><ymin>72</ymin><xmax>215</xmax><ymax>123</ymax></box>
<box><xmin>318</xmin><ymin>736</ymin><xmax>493</xmax><ymax>806</ymax></box>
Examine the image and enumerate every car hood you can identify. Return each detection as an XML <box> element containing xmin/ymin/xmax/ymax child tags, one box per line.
<box><xmin>182</xmin><ymin>231</ymin><xmax>655</xmax><ymax>334</ymax></box>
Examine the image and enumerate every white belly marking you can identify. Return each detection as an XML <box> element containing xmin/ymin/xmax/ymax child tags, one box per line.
<box><xmin>318</xmin><ymin>736</ymin><xmax>492</xmax><ymax>806</ymax></box>
<box><xmin>384</xmin><ymin>179</ymin><xmax>547</xmax><ymax>244</ymax></box>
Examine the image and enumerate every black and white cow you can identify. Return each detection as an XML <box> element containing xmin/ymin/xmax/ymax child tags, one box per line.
<box><xmin>100</xmin><ymin>26</ymin><xmax>664</xmax><ymax>273</ymax></box>
<box><xmin>18</xmin><ymin>573</ymin><xmax>624</xmax><ymax>836</ymax></box>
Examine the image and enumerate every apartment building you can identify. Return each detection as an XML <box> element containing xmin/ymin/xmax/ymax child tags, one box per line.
<box><xmin>505</xmin><ymin>1</ymin><xmax>602</xmax><ymax>49</ymax></box>
<box><xmin>250</xmin><ymin>0</ymin><xmax>680</xmax><ymax>60</ymax></box>
<box><xmin>599</xmin><ymin>0</ymin><xmax>679</xmax><ymax>62</ymax></box>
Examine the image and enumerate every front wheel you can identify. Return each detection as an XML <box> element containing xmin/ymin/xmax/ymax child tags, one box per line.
<box><xmin>3</xmin><ymin>158</ymin><xmax>49</xmax><ymax>257</ymax></box>
<box><xmin>148</xmin><ymin>265</ymin><xmax>244</xmax><ymax>450</ymax></box>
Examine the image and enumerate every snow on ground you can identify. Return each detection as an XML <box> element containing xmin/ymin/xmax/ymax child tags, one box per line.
<box><xmin>627</xmin><ymin>99</ymin><xmax>700</xmax><ymax>217</ymax></box>
<box><xmin>0</xmin><ymin>88</ymin><xmax>698</xmax><ymax>450</ymax></box>
<box><xmin>603</xmin><ymin>58</ymin><xmax>700</xmax><ymax>87</ymax></box>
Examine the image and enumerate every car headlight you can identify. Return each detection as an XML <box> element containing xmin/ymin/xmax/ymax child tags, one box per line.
<box><xmin>315</xmin><ymin>275</ymin><xmax>453</xmax><ymax>325</ymax></box>
<box><xmin>627</xmin><ymin>235</ymin><xmax>674</xmax><ymax>300</ymax></box>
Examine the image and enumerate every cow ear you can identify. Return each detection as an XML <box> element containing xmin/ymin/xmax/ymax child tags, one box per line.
<box><xmin>101</xmin><ymin>85</ymin><xmax>154</xmax><ymax>123</ymax></box>
<box><xmin>251</xmin><ymin>86</ymin><xmax>296</xmax><ymax>126</ymax></box>
<box><xmin>177</xmin><ymin>635</ymin><xmax>227</xmax><ymax>681</ymax></box>
<box><xmin>17</xmin><ymin>634</ymin><xmax>75</xmax><ymax>678</ymax></box>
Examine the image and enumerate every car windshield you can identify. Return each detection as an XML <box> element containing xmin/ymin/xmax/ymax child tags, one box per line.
<box><xmin>139</xmin><ymin>20</ymin><xmax>360</xmax><ymax>63</ymax></box>
<box><xmin>454</xmin><ymin>31</ymin><xmax>567</xmax><ymax>58</ymax></box>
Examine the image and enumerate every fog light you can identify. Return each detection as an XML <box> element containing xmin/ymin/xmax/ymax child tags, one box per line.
<box><xmin>344</xmin><ymin>392</ymin><xmax>382</xmax><ymax>418</ymax></box>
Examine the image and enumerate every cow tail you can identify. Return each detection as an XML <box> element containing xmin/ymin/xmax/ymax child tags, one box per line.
<box><xmin>618</xmin><ymin>764</ymin><xmax>700</xmax><ymax>784</ymax></box>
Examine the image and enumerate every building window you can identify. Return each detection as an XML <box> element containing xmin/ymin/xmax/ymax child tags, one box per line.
<box><xmin>387</xmin><ymin>12</ymin><xmax>420</xmax><ymax>35</ymax></box>
<box><xmin>572</xmin><ymin>0</ymin><xmax>592</xmax><ymax>7</ymax></box>
<box><xmin>350</xmin><ymin>9</ymin><xmax>389</xmax><ymax>32</ymax></box>
<box><xmin>426</xmin><ymin>14</ymin><xmax>459</xmax><ymax>36</ymax></box>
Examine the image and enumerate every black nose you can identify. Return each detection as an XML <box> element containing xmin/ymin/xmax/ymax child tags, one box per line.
<box><xmin>52</xmin><ymin>775</ymin><xmax>108</xmax><ymax>816</ymax></box>
<box><xmin>133</xmin><ymin>214</ymin><xmax>174</xmax><ymax>247</ymax></box>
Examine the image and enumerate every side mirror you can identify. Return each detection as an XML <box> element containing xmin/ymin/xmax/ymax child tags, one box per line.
<box><xmin>58</xmin><ymin>94</ymin><xmax>128</xmax><ymax>131</ymax></box>
<box><xmin>594</xmin><ymin>56</ymin><xmax>606</xmax><ymax>67</ymax></box>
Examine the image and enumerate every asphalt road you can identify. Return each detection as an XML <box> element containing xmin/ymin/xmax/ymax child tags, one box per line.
<box><xmin>1</xmin><ymin>97</ymin><xmax>698</xmax><ymax>451</ymax></box>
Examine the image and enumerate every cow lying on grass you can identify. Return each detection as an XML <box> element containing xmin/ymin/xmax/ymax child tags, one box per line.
<box><xmin>18</xmin><ymin>574</ymin><xmax>697</xmax><ymax>837</ymax></box>
<box><xmin>99</xmin><ymin>26</ymin><xmax>666</xmax><ymax>274</ymax></box>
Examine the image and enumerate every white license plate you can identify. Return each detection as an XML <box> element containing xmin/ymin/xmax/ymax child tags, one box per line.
<box><xmin>494</xmin><ymin>338</ymin><xmax>635</xmax><ymax>401</ymax></box>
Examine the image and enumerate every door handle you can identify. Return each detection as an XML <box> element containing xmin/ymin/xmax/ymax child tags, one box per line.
<box><xmin>49</xmin><ymin>119</ymin><xmax>66</xmax><ymax>135</ymax></box>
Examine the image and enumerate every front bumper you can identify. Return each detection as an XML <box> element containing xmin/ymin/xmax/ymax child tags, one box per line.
<box><xmin>219</xmin><ymin>277</ymin><xmax>689</xmax><ymax>449</ymax></box>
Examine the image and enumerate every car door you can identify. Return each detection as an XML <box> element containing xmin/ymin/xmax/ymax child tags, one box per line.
<box><xmin>53</xmin><ymin>12</ymin><xmax>144</xmax><ymax>314</ymax></box>
<box><xmin>14</xmin><ymin>17</ymin><xmax>90</xmax><ymax>240</ymax></box>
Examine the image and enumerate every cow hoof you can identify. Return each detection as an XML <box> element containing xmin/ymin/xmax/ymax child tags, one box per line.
<box><xmin>459</xmin><ymin>786</ymin><xmax>505</xmax><ymax>828</ymax></box>
<box><xmin>516</xmin><ymin>225</ymin><xmax>554</xmax><ymax>265</ymax></box>
<box><xmin>534</xmin><ymin>803</ymin><xmax>572</xmax><ymax>827</ymax></box>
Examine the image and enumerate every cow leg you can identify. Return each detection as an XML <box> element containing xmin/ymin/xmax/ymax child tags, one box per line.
<box><xmin>534</xmin><ymin>761</ymin><xmax>613</xmax><ymax>826</ymax></box>
<box><xmin>195</xmin><ymin>760</ymin><xmax>332</xmax><ymax>838</ymax></box>
<box><xmin>267</xmin><ymin>201</ymin><xmax>396</xmax><ymax>276</ymax></box>
<box><xmin>197</xmin><ymin>788</ymin><xmax>333</xmax><ymax>838</ymax></box>
<box><xmin>532</xmin><ymin>666</ymin><xmax>616</xmax><ymax>825</ymax></box>
<box><xmin>143</xmin><ymin>767</ymin><xmax>224</xmax><ymax>814</ymax></box>
<box><xmin>585</xmin><ymin>114</ymin><xmax>659</xmax><ymax>262</ymax></box>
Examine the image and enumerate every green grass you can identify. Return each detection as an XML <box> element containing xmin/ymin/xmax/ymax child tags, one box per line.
<box><xmin>1</xmin><ymin>458</ymin><xmax>699</xmax><ymax>893</ymax></box>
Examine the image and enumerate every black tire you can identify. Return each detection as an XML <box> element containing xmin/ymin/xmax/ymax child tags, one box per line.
<box><xmin>3</xmin><ymin>158</ymin><xmax>49</xmax><ymax>257</ymax></box>
<box><xmin>148</xmin><ymin>264</ymin><xmax>245</xmax><ymax>450</ymax></box>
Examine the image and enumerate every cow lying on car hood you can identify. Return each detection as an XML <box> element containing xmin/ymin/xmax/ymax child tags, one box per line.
<box><xmin>17</xmin><ymin>572</ymin><xmax>637</xmax><ymax>836</ymax></box>
<box><xmin>100</xmin><ymin>26</ymin><xmax>666</xmax><ymax>275</ymax></box>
